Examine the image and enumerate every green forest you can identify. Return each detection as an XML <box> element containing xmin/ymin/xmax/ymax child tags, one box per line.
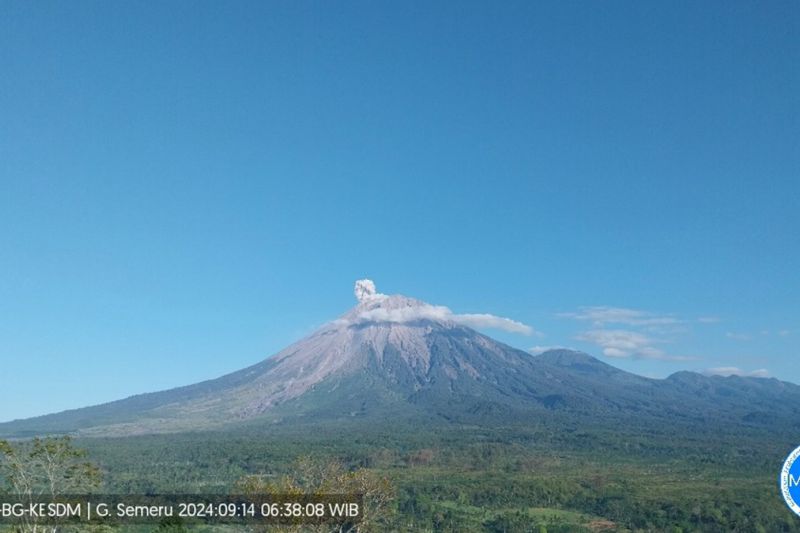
<box><xmin>2</xmin><ymin>417</ymin><xmax>798</xmax><ymax>532</ymax></box>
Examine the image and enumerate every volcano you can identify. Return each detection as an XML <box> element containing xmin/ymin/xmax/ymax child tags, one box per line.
<box><xmin>2</xmin><ymin>281</ymin><xmax>799</xmax><ymax>438</ymax></box>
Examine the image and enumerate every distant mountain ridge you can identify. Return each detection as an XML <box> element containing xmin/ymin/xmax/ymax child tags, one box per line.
<box><xmin>2</xmin><ymin>282</ymin><xmax>798</xmax><ymax>438</ymax></box>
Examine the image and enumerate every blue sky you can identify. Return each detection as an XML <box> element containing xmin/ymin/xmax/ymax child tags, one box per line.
<box><xmin>1</xmin><ymin>1</ymin><xmax>797</xmax><ymax>422</ymax></box>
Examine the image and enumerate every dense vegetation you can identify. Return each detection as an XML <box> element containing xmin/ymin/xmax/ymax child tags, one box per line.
<box><xmin>30</xmin><ymin>417</ymin><xmax>791</xmax><ymax>532</ymax></box>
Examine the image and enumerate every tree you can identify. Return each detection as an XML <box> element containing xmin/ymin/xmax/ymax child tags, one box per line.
<box><xmin>0</xmin><ymin>436</ymin><xmax>102</xmax><ymax>532</ymax></box>
<box><xmin>236</xmin><ymin>456</ymin><xmax>395</xmax><ymax>532</ymax></box>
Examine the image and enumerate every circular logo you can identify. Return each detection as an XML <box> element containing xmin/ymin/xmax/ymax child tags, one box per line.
<box><xmin>781</xmin><ymin>445</ymin><xmax>800</xmax><ymax>517</ymax></box>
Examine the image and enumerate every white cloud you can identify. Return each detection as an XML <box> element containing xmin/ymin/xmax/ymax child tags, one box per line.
<box><xmin>575</xmin><ymin>329</ymin><xmax>693</xmax><ymax>361</ymax></box>
<box><xmin>697</xmin><ymin>316</ymin><xmax>722</xmax><ymax>324</ymax></box>
<box><xmin>726</xmin><ymin>329</ymin><xmax>791</xmax><ymax>339</ymax></box>
<box><xmin>454</xmin><ymin>313</ymin><xmax>537</xmax><ymax>335</ymax></box>
<box><xmin>357</xmin><ymin>304</ymin><xmax>449</xmax><ymax>324</ymax></box>
<box><xmin>528</xmin><ymin>345</ymin><xmax>568</xmax><ymax>355</ymax></box>
<box><xmin>347</xmin><ymin>280</ymin><xmax>535</xmax><ymax>335</ymax></box>
<box><xmin>559</xmin><ymin>306</ymin><xmax>680</xmax><ymax>327</ymax></box>
<box><xmin>703</xmin><ymin>367</ymin><xmax>770</xmax><ymax>378</ymax></box>
<box><xmin>355</xmin><ymin>304</ymin><xmax>535</xmax><ymax>335</ymax></box>
<box><xmin>725</xmin><ymin>332</ymin><xmax>753</xmax><ymax>341</ymax></box>
<box><xmin>559</xmin><ymin>305</ymin><xmax>709</xmax><ymax>362</ymax></box>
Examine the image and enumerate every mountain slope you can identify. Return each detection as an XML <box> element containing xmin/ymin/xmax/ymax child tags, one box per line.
<box><xmin>1</xmin><ymin>283</ymin><xmax>798</xmax><ymax>438</ymax></box>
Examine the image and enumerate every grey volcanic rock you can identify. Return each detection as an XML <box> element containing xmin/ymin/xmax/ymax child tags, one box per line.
<box><xmin>1</xmin><ymin>282</ymin><xmax>799</xmax><ymax>437</ymax></box>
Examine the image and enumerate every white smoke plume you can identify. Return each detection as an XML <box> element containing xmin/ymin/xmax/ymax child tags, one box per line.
<box><xmin>348</xmin><ymin>280</ymin><xmax>534</xmax><ymax>335</ymax></box>
<box><xmin>354</xmin><ymin>279</ymin><xmax>385</xmax><ymax>302</ymax></box>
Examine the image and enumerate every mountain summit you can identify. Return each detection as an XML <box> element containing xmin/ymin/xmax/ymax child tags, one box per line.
<box><xmin>1</xmin><ymin>281</ymin><xmax>798</xmax><ymax>438</ymax></box>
